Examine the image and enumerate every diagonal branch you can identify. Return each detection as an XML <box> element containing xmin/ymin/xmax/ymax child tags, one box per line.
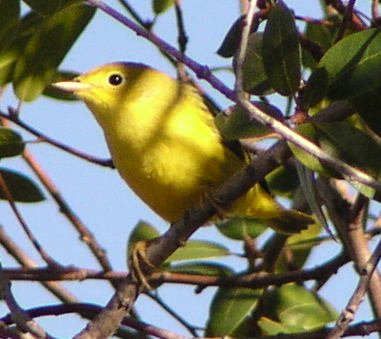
<box><xmin>327</xmin><ymin>236</ymin><xmax>381</xmax><ymax>338</ymax></box>
<box><xmin>0</xmin><ymin>171</ymin><xmax>59</xmax><ymax>267</ymax></box>
<box><xmin>0</xmin><ymin>227</ymin><xmax>78</xmax><ymax>303</ymax></box>
<box><xmin>0</xmin><ymin>110</ymin><xmax>113</xmax><ymax>167</ymax></box>
<box><xmin>22</xmin><ymin>150</ymin><xmax>115</xmax><ymax>278</ymax></box>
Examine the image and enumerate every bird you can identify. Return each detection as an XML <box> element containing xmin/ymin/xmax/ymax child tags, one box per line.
<box><xmin>53</xmin><ymin>62</ymin><xmax>313</xmax><ymax>234</ymax></box>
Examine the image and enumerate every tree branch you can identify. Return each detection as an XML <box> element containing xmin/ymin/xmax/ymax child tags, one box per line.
<box><xmin>2</xmin><ymin>250</ymin><xmax>349</xmax><ymax>288</ymax></box>
<box><xmin>2</xmin><ymin>303</ymin><xmax>187</xmax><ymax>339</ymax></box>
<box><xmin>0</xmin><ymin>227</ymin><xmax>78</xmax><ymax>303</ymax></box>
<box><xmin>0</xmin><ymin>110</ymin><xmax>113</xmax><ymax>168</ymax></box>
<box><xmin>22</xmin><ymin>149</ymin><xmax>115</xmax><ymax>283</ymax></box>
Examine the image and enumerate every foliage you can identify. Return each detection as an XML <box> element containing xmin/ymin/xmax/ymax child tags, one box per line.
<box><xmin>0</xmin><ymin>1</ymin><xmax>381</xmax><ymax>338</ymax></box>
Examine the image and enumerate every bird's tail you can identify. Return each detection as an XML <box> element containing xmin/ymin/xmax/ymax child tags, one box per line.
<box><xmin>264</xmin><ymin>209</ymin><xmax>314</xmax><ymax>234</ymax></box>
<box><xmin>230</xmin><ymin>184</ymin><xmax>315</xmax><ymax>234</ymax></box>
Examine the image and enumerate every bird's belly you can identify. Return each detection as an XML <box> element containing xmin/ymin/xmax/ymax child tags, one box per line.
<box><xmin>112</xmin><ymin>145</ymin><xmax>215</xmax><ymax>222</ymax></box>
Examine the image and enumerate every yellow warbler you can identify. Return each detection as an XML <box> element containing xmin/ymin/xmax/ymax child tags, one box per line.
<box><xmin>54</xmin><ymin>62</ymin><xmax>313</xmax><ymax>233</ymax></box>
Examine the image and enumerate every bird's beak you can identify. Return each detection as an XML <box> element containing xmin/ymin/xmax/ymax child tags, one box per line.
<box><xmin>52</xmin><ymin>80</ymin><xmax>92</xmax><ymax>93</ymax></box>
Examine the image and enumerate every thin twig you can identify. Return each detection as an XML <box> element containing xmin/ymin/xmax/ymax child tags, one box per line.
<box><xmin>3</xmin><ymin>302</ymin><xmax>381</xmax><ymax>338</ymax></box>
<box><xmin>174</xmin><ymin>0</ymin><xmax>188</xmax><ymax>54</ymax></box>
<box><xmin>325</xmin><ymin>0</ymin><xmax>366</xmax><ymax>29</ymax></box>
<box><xmin>0</xmin><ymin>227</ymin><xmax>78</xmax><ymax>303</ymax></box>
<box><xmin>335</xmin><ymin>0</ymin><xmax>357</xmax><ymax>42</ymax></box>
<box><xmin>1</xmin><ymin>303</ymin><xmax>187</xmax><ymax>339</ymax></box>
<box><xmin>0</xmin><ymin>109</ymin><xmax>113</xmax><ymax>168</ymax></box>
<box><xmin>319</xmin><ymin>181</ymin><xmax>381</xmax><ymax>338</ymax></box>
<box><xmin>0</xmin><ymin>171</ymin><xmax>60</xmax><ymax>267</ymax></box>
<box><xmin>233</xmin><ymin>0</ymin><xmax>257</xmax><ymax>94</ymax></box>
<box><xmin>327</xmin><ymin>237</ymin><xmax>381</xmax><ymax>338</ymax></box>
<box><xmin>2</xmin><ymin>250</ymin><xmax>349</xmax><ymax>287</ymax></box>
<box><xmin>372</xmin><ymin>0</ymin><xmax>379</xmax><ymax>21</ymax></box>
<box><xmin>173</xmin><ymin>0</ymin><xmax>188</xmax><ymax>82</ymax></box>
<box><xmin>22</xmin><ymin>149</ymin><xmax>116</xmax><ymax>284</ymax></box>
<box><xmin>262</xmin><ymin>234</ymin><xmax>289</xmax><ymax>272</ymax></box>
<box><xmin>118</xmin><ymin>0</ymin><xmax>153</xmax><ymax>29</ymax></box>
<box><xmin>0</xmin><ymin>265</ymin><xmax>48</xmax><ymax>338</ymax></box>
<box><xmin>320</xmin><ymin>181</ymin><xmax>381</xmax><ymax>321</ymax></box>
<box><xmin>295</xmin><ymin>15</ymin><xmax>337</xmax><ymax>26</ymax></box>
<box><xmin>146</xmin><ymin>292</ymin><xmax>198</xmax><ymax>337</ymax></box>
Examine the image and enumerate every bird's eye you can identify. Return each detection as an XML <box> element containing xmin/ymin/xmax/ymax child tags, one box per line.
<box><xmin>108</xmin><ymin>73</ymin><xmax>124</xmax><ymax>86</ymax></box>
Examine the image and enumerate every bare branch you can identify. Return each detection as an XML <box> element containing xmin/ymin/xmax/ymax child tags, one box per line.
<box><xmin>2</xmin><ymin>250</ymin><xmax>348</xmax><ymax>288</ymax></box>
<box><xmin>0</xmin><ymin>171</ymin><xmax>59</xmax><ymax>267</ymax></box>
<box><xmin>22</xmin><ymin>149</ymin><xmax>115</xmax><ymax>282</ymax></box>
<box><xmin>0</xmin><ymin>266</ymin><xmax>48</xmax><ymax>338</ymax></box>
<box><xmin>0</xmin><ymin>110</ymin><xmax>113</xmax><ymax>168</ymax></box>
<box><xmin>1</xmin><ymin>303</ymin><xmax>187</xmax><ymax>339</ymax></box>
<box><xmin>0</xmin><ymin>227</ymin><xmax>78</xmax><ymax>303</ymax></box>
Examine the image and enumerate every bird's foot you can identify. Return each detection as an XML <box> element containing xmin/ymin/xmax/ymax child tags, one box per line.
<box><xmin>129</xmin><ymin>240</ymin><xmax>157</xmax><ymax>291</ymax></box>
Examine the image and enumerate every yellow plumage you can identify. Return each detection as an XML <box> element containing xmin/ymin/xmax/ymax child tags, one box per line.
<box><xmin>54</xmin><ymin>62</ymin><xmax>313</xmax><ymax>233</ymax></box>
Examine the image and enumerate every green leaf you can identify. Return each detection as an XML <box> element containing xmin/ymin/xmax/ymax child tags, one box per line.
<box><xmin>262</xmin><ymin>0</ymin><xmax>301</xmax><ymax>96</ymax></box>
<box><xmin>43</xmin><ymin>70</ymin><xmax>79</xmax><ymax>101</ymax></box>
<box><xmin>206</xmin><ymin>287</ymin><xmax>262</xmax><ymax>336</ymax></box>
<box><xmin>351</xmin><ymin>88</ymin><xmax>381</xmax><ymax>137</ymax></box>
<box><xmin>279</xmin><ymin>222</ymin><xmax>322</xmax><ymax>270</ymax></box>
<box><xmin>348</xmin><ymin>178</ymin><xmax>377</xmax><ymax>200</ymax></box>
<box><xmin>127</xmin><ymin>221</ymin><xmax>159</xmax><ymax>257</ymax></box>
<box><xmin>295</xmin><ymin>163</ymin><xmax>328</xmax><ymax>232</ymax></box>
<box><xmin>306</xmin><ymin>17</ymin><xmax>337</xmax><ymax>51</ymax></box>
<box><xmin>165</xmin><ymin>240</ymin><xmax>229</xmax><ymax>263</ymax></box>
<box><xmin>217</xmin><ymin>16</ymin><xmax>244</xmax><ymax>58</ymax></box>
<box><xmin>259</xmin><ymin>284</ymin><xmax>337</xmax><ymax>334</ymax></box>
<box><xmin>0</xmin><ymin>0</ymin><xmax>20</xmax><ymax>53</ymax></box>
<box><xmin>215</xmin><ymin>102</ymin><xmax>283</xmax><ymax>140</ymax></box>
<box><xmin>288</xmin><ymin>123</ymin><xmax>336</xmax><ymax>177</ymax></box>
<box><xmin>0</xmin><ymin>128</ymin><xmax>24</xmax><ymax>158</ymax></box>
<box><xmin>166</xmin><ymin>262</ymin><xmax>234</xmax><ymax>277</ymax></box>
<box><xmin>152</xmin><ymin>0</ymin><xmax>174</xmax><ymax>15</ymax></box>
<box><xmin>319</xmin><ymin>28</ymin><xmax>381</xmax><ymax>99</ymax></box>
<box><xmin>0</xmin><ymin>168</ymin><xmax>44</xmax><ymax>202</ymax></box>
<box><xmin>23</xmin><ymin>0</ymin><xmax>81</xmax><ymax>15</ymax></box>
<box><xmin>302</xmin><ymin>18</ymin><xmax>336</xmax><ymax>68</ymax></box>
<box><xmin>216</xmin><ymin>217</ymin><xmax>267</xmax><ymax>240</ymax></box>
<box><xmin>0</xmin><ymin>45</ymin><xmax>19</xmax><ymax>85</ymax></box>
<box><xmin>289</xmin><ymin>121</ymin><xmax>381</xmax><ymax>182</ymax></box>
<box><xmin>237</xmin><ymin>33</ymin><xmax>272</xmax><ymax>95</ymax></box>
<box><xmin>317</xmin><ymin>122</ymin><xmax>381</xmax><ymax>178</ymax></box>
<box><xmin>266</xmin><ymin>166</ymin><xmax>299</xmax><ymax>198</ymax></box>
<box><xmin>257</xmin><ymin>317</ymin><xmax>290</xmax><ymax>336</ymax></box>
<box><xmin>13</xmin><ymin>3</ymin><xmax>95</xmax><ymax>101</ymax></box>
<box><xmin>0</xmin><ymin>12</ymin><xmax>42</xmax><ymax>86</ymax></box>
<box><xmin>301</xmin><ymin>67</ymin><xmax>329</xmax><ymax>109</ymax></box>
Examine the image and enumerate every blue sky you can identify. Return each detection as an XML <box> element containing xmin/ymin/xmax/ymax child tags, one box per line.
<box><xmin>0</xmin><ymin>1</ymin><xmax>377</xmax><ymax>337</ymax></box>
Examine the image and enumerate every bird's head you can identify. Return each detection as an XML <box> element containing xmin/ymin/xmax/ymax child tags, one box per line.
<box><xmin>53</xmin><ymin>62</ymin><xmax>160</xmax><ymax>123</ymax></box>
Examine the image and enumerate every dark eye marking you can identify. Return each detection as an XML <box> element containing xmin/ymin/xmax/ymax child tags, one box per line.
<box><xmin>108</xmin><ymin>73</ymin><xmax>124</xmax><ymax>86</ymax></box>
